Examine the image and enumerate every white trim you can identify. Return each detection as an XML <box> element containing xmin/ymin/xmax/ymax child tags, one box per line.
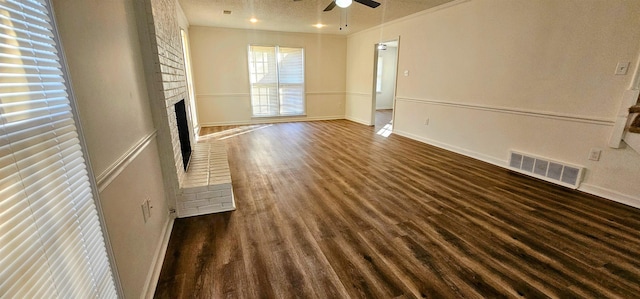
<box><xmin>347</xmin><ymin>92</ymin><xmax>372</xmax><ymax>97</ymax></box>
<box><xmin>579</xmin><ymin>184</ymin><xmax>640</xmax><ymax>210</ymax></box>
<box><xmin>142</xmin><ymin>217</ymin><xmax>175</xmax><ymax>299</ymax></box>
<box><xmin>609</xmin><ymin>89</ymin><xmax>640</xmax><ymax>148</ymax></box>
<box><xmin>628</xmin><ymin>43</ymin><xmax>640</xmax><ymax>90</ymax></box>
<box><xmin>348</xmin><ymin>0</ymin><xmax>471</xmax><ymax>37</ymax></box>
<box><xmin>197</xmin><ymin>91</ymin><xmax>346</xmax><ymax>98</ymax></box>
<box><xmin>345</xmin><ymin>116</ymin><xmax>373</xmax><ymax>126</ymax></box>
<box><xmin>372</xmin><ymin>36</ymin><xmax>401</xmax><ymax>125</ymax></box>
<box><xmin>199</xmin><ymin>115</ymin><xmax>345</xmax><ymax>127</ymax></box>
<box><xmin>306</xmin><ymin>91</ymin><xmax>346</xmax><ymax>96</ymax></box>
<box><xmin>396</xmin><ymin>97</ymin><xmax>614</xmax><ymax>126</ymax></box>
<box><xmin>393</xmin><ymin>129</ymin><xmax>507</xmax><ymax>167</ymax></box>
<box><xmin>96</xmin><ymin>131</ymin><xmax>158</xmax><ymax>192</ymax></box>
<box><xmin>197</xmin><ymin>93</ymin><xmax>250</xmax><ymax>98</ymax></box>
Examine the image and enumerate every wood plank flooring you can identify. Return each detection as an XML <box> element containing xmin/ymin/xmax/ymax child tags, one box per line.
<box><xmin>155</xmin><ymin>120</ymin><xmax>640</xmax><ymax>298</ymax></box>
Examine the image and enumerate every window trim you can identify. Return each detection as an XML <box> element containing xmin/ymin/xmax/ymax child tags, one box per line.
<box><xmin>247</xmin><ymin>44</ymin><xmax>307</xmax><ymax>118</ymax></box>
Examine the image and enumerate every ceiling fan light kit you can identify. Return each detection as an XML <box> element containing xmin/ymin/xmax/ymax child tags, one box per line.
<box><xmin>324</xmin><ymin>0</ymin><xmax>380</xmax><ymax>12</ymax></box>
<box><xmin>335</xmin><ymin>0</ymin><xmax>352</xmax><ymax>8</ymax></box>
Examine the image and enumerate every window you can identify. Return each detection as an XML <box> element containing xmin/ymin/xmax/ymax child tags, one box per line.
<box><xmin>0</xmin><ymin>0</ymin><xmax>117</xmax><ymax>297</ymax></box>
<box><xmin>248</xmin><ymin>45</ymin><xmax>305</xmax><ymax>117</ymax></box>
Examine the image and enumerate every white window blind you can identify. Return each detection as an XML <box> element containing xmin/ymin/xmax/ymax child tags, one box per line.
<box><xmin>248</xmin><ymin>45</ymin><xmax>305</xmax><ymax>117</ymax></box>
<box><xmin>0</xmin><ymin>0</ymin><xmax>118</xmax><ymax>298</ymax></box>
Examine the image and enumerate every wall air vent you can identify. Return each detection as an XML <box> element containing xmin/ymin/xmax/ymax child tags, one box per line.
<box><xmin>508</xmin><ymin>151</ymin><xmax>584</xmax><ymax>189</ymax></box>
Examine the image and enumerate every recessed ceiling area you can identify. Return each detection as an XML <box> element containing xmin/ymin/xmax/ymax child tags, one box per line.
<box><xmin>178</xmin><ymin>0</ymin><xmax>456</xmax><ymax>34</ymax></box>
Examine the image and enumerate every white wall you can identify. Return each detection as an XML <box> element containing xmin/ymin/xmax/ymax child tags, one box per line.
<box><xmin>346</xmin><ymin>0</ymin><xmax>640</xmax><ymax>207</ymax></box>
<box><xmin>52</xmin><ymin>0</ymin><xmax>171</xmax><ymax>297</ymax></box>
<box><xmin>189</xmin><ymin>27</ymin><xmax>347</xmax><ymax>126</ymax></box>
<box><xmin>376</xmin><ymin>46</ymin><xmax>398</xmax><ymax>110</ymax></box>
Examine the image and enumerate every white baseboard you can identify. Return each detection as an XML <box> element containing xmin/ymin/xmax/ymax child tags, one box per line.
<box><xmin>200</xmin><ymin>115</ymin><xmax>344</xmax><ymax>127</ymax></box>
<box><xmin>579</xmin><ymin>184</ymin><xmax>640</xmax><ymax>210</ymax></box>
<box><xmin>345</xmin><ymin>116</ymin><xmax>372</xmax><ymax>126</ymax></box>
<box><xmin>143</xmin><ymin>217</ymin><xmax>174</xmax><ymax>299</ymax></box>
<box><xmin>393</xmin><ymin>129</ymin><xmax>506</xmax><ymax>167</ymax></box>
<box><xmin>394</xmin><ymin>129</ymin><xmax>640</xmax><ymax>211</ymax></box>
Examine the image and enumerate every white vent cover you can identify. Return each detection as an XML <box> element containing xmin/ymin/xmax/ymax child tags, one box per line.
<box><xmin>508</xmin><ymin>151</ymin><xmax>584</xmax><ymax>189</ymax></box>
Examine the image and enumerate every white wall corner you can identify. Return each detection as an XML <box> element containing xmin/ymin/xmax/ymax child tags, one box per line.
<box><xmin>609</xmin><ymin>89</ymin><xmax>639</xmax><ymax>148</ymax></box>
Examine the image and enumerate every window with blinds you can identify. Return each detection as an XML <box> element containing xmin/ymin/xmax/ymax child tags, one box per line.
<box><xmin>248</xmin><ymin>45</ymin><xmax>305</xmax><ymax>117</ymax></box>
<box><xmin>0</xmin><ymin>0</ymin><xmax>118</xmax><ymax>298</ymax></box>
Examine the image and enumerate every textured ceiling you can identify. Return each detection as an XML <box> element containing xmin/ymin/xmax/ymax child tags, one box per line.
<box><xmin>179</xmin><ymin>0</ymin><xmax>455</xmax><ymax>35</ymax></box>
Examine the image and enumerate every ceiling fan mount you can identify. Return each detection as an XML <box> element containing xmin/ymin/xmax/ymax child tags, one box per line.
<box><xmin>323</xmin><ymin>0</ymin><xmax>381</xmax><ymax>12</ymax></box>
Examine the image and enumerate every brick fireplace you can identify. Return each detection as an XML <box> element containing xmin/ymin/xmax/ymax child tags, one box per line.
<box><xmin>138</xmin><ymin>0</ymin><xmax>235</xmax><ymax>218</ymax></box>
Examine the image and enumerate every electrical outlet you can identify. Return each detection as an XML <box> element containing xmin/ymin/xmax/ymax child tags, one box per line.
<box><xmin>424</xmin><ymin>118</ymin><xmax>430</xmax><ymax>125</ymax></box>
<box><xmin>588</xmin><ymin>148</ymin><xmax>602</xmax><ymax>161</ymax></box>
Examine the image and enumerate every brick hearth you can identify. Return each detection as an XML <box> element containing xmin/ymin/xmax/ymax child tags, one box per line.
<box><xmin>176</xmin><ymin>142</ymin><xmax>235</xmax><ymax>217</ymax></box>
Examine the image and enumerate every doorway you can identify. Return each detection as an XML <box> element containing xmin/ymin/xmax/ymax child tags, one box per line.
<box><xmin>372</xmin><ymin>39</ymin><xmax>399</xmax><ymax>137</ymax></box>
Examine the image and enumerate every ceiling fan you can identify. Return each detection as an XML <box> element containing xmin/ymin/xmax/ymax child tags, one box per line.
<box><xmin>323</xmin><ymin>0</ymin><xmax>381</xmax><ymax>12</ymax></box>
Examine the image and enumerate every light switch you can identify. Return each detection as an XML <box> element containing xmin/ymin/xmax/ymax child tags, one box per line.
<box><xmin>588</xmin><ymin>148</ymin><xmax>602</xmax><ymax>161</ymax></box>
<box><xmin>141</xmin><ymin>199</ymin><xmax>151</xmax><ymax>223</ymax></box>
<box><xmin>615</xmin><ymin>62</ymin><xmax>630</xmax><ymax>75</ymax></box>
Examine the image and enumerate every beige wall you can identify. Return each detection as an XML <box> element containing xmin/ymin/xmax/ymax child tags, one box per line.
<box><xmin>53</xmin><ymin>0</ymin><xmax>171</xmax><ymax>298</ymax></box>
<box><xmin>98</xmin><ymin>142</ymin><xmax>169</xmax><ymax>299</ymax></box>
<box><xmin>346</xmin><ymin>0</ymin><xmax>640</xmax><ymax>206</ymax></box>
<box><xmin>189</xmin><ymin>27</ymin><xmax>347</xmax><ymax>126</ymax></box>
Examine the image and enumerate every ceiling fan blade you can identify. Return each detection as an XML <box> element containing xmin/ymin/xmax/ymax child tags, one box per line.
<box><xmin>354</xmin><ymin>0</ymin><xmax>381</xmax><ymax>8</ymax></box>
<box><xmin>323</xmin><ymin>1</ymin><xmax>336</xmax><ymax>11</ymax></box>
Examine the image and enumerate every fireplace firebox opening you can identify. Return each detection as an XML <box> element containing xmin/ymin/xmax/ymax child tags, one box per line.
<box><xmin>175</xmin><ymin>99</ymin><xmax>192</xmax><ymax>171</ymax></box>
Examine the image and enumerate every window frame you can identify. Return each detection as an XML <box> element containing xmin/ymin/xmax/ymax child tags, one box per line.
<box><xmin>376</xmin><ymin>56</ymin><xmax>383</xmax><ymax>93</ymax></box>
<box><xmin>247</xmin><ymin>44</ymin><xmax>306</xmax><ymax>118</ymax></box>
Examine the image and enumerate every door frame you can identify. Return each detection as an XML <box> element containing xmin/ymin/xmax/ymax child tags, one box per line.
<box><xmin>370</xmin><ymin>36</ymin><xmax>401</xmax><ymax>127</ymax></box>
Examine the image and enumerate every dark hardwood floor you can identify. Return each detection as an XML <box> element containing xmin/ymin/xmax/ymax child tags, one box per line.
<box><xmin>155</xmin><ymin>120</ymin><xmax>640</xmax><ymax>298</ymax></box>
